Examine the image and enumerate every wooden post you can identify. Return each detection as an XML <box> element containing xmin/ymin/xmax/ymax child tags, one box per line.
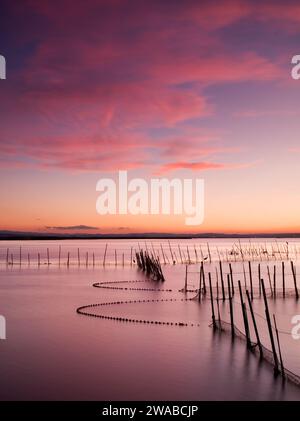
<box><xmin>207</xmin><ymin>243</ymin><xmax>212</xmax><ymax>264</ymax></box>
<box><xmin>103</xmin><ymin>244</ymin><xmax>107</xmax><ymax>267</ymax></box>
<box><xmin>219</xmin><ymin>261</ymin><xmax>225</xmax><ymax>301</ymax></box>
<box><xmin>19</xmin><ymin>246</ymin><xmax>22</xmax><ymax>266</ymax></box>
<box><xmin>248</xmin><ymin>261</ymin><xmax>253</xmax><ymax>300</ymax></box>
<box><xmin>67</xmin><ymin>252</ymin><xmax>70</xmax><ymax>267</ymax></box>
<box><xmin>291</xmin><ymin>261</ymin><xmax>299</xmax><ymax>299</ymax></box>
<box><xmin>246</xmin><ymin>289</ymin><xmax>263</xmax><ymax>357</ymax></box>
<box><xmin>273</xmin><ymin>314</ymin><xmax>285</xmax><ymax>378</ymax></box>
<box><xmin>160</xmin><ymin>244</ymin><xmax>166</xmax><ymax>265</ymax></box>
<box><xmin>168</xmin><ymin>241</ymin><xmax>174</xmax><ymax>264</ymax></box>
<box><xmin>194</xmin><ymin>245</ymin><xmax>198</xmax><ymax>263</ymax></box>
<box><xmin>122</xmin><ymin>253</ymin><xmax>124</xmax><ymax>267</ymax></box>
<box><xmin>130</xmin><ymin>247</ymin><xmax>133</xmax><ymax>266</ymax></box>
<box><xmin>184</xmin><ymin>265</ymin><xmax>188</xmax><ymax>292</ymax></box>
<box><xmin>58</xmin><ymin>245</ymin><xmax>61</xmax><ymax>266</ymax></box>
<box><xmin>186</xmin><ymin>246</ymin><xmax>191</xmax><ymax>264</ymax></box>
<box><xmin>267</xmin><ymin>265</ymin><xmax>273</xmax><ymax>296</ymax></box>
<box><xmin>93</xmin><ymin>252</ymin><xmax>95</xmax><ymax>267</ymax></box>
<box><xmin>209</xmin><ymin>273</ymin><xmax>216</xmax><ymax>328</ymax></box>
<box><xmin>261</xmin><ymin>279</ymin><xmax>280</xmax><ymax>375</ymax></box>
<box><xmin>38</xmin><ymin>253</ymin><xmax>40</xmax><ymax>267</ymax></box>
<box><xmin>198</xmin><ymin>264</ymin><xmax>202</xmax><ymax>302</ymax></box>
<box><xmin>47</xmin><ymin>248</ymin><xmax>50</xmax><ymax>265</ymax></box>
<box><xmin>282</xmin><ymin>261</ymin><xmax>285</xmax><ymax>298</ymax></box>
<box><xmin>238</xmin><ymin>280</ymin><xmax>251</xmax><ymax>348</ymax></box>
<box><xmin>258</xmin><ymin>263</ymin><xmax>261</xmax><ymax>296</ymax></box>
<box><xmin>227</xmin><ymin>274</ymin><xmax>235</xmax><ymax>339</ymax></box>
<box><xmin>178</xmin><ymin>245</ymin><xmax>183</xmax><ymax>264</ymax></box>
<box><xmin>77</xmin><ymin>248</ymin><xmax>80</xmax><ymax>267</ymax></box>
<box><xmin>242</xmin><ymin>263</ymin><xmax>247</xmax><ymax>288</ymax></box>
<box><xmin>201</xmin><ymin>261</ymin><xmax>206</xmax><ymax>294</ymax></box>
<box><xmin>86</xmin><ymin>252</ymin><xmax>88</xmax><ymax>267</ymax></box>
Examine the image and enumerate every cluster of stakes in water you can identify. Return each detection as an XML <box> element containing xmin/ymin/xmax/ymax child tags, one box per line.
<box><xmin>76</xmin><ymin>279</ymin><xmax>201</xmax><ymax>327</ymax></box>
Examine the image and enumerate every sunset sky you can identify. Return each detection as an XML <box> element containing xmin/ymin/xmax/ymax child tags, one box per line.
<box><xmin>1</xmin><ymin>0</ymin><xmax>300</xmax><ymax>234</ymax></box>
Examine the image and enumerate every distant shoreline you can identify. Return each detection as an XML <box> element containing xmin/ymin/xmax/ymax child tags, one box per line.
<box><xmin>0</xmin><ymin>231</ymin><xmax>299</xmax><ymax>241</ymax></box>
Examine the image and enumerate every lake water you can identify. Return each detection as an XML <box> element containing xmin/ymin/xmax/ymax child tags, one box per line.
<box><xmin>0</xmin><ymin>239</ymin><xmax>300</xmax><ymax>400</ymax></box>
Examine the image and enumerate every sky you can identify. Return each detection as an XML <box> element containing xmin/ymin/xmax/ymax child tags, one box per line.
<box><xmin>0</xmin><ymin>0</ymin><xmax>300</xmax><ymax>234</ymax></box>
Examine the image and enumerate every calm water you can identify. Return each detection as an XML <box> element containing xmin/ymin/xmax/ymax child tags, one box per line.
<box><xmin>0</xmin><ymin>239</ymin><xmax>300</xmax><ymax>400</ymax></box>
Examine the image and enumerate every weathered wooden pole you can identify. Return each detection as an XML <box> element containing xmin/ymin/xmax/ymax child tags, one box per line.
<box><xmin>93</xmin><ymin>252</ymin><xmax>95</xmax><ymax>267</ymax></box>
<box><xmin>198</xmin><ymin>264</ymin><xmax>202</xmax><ymax>302</ymax></box>
<box><xmin>273</xmin><ymin>314</ymin><xmax>285</xmax><ymax>378</ymax></box>
<box><xmin>67</xmin><ymin>252</ymin><xmax>70</xmax><ymax>267</ymax></box>
<box><xmin>238</xmin><ymin>280</ymin><xmax>251</xmax><ymax>348</ymax></box>
<box><xmin>207</xmin><ymin>243</ymin><xmax>212</xmax><ymax>264</ymax></box>
<box><xmin>19</xmin><ymin>246</ymin><xmax>22</xmax><ymax>266</ymax></box>
<box><xmin>282</xmin><ymin>261</ymin><xmax>285</xmax><ymax>298</ymax></box>
<box><xmin>209</xmin><ymin>273</ymin><xmax>216</xmax><ymax>329</ymax></box>
<box><xmin>47</xmin><ymin>248</ymin><xmax>50</xmax><ymax>265</ymax></box>
<box><xmin>184</xmin><ymin>265</ymin><xmax>188</xmax><ymax>292</ymax></box>
<box><xmin>273</xmin><ymin>265</ymin><xmax>276</xmax><ymax>298</ymax></box>
<box><xmin>130</xmin><ymin>247</ymin><xmax>133</xmax><ymax>266</ymax></box>
<box><xmin>267</xmin><ymin>265</ymin><xmax>273</xmax><ymax>296</ymax></box>
<box><xmin>77</xmin><ymin>248</ymin><xmax>80</xmax><ymax>267</ymax></box>
<box><xmin>229</xmin><ymin>263</ymin><xmax>234</xmax><ymax>295</ymax></box>
<box><xmin>258</xmin><ymin>263</ymin><xmax>261</xmax><ymax>296</ymax></box>
<box><xmin>103</xmin><ymin>244</ymin><xmax>107</xmax><ymax>266</ymax></box>
<box><xmin>227</xmin><ymin>274</ymin><xmax>235</xmax><ymax>339</ymax></box>
<box><xmin>246</xmin><ymin>289</ymin><xmax>263</xmax><ymax>357</ymax></box>
<box><xmin>178</xmin><ymin>245</ymin><xmax>183</xmax><ymax>264</ymax></box>
<box><xmin>248</xmin><ymin>261</ymin><xmax>253</xmax><ymax>300</ymax></box>
<box><xmin>58</xmin><ymin>245</ymin><xmax>61</xmax><ymax>266</ymax></box>
<box><xmin>261</xmin><ymin>279</ymin><xmax>280</xmax><ymax>375</ymax></box>
<box><xmin>219</xmin><ymin>261</ymin><xmax>225</xmax><ymax>301</ymax></box>
<box><xmin>86</xmin><ymin>252</ymin><xmax>89</xmax><ymax>267</ymax></box>
<box><xmin>201</xmin><ymin>261</ymin><xmax>206</xmax><ymax>294</ymax></box>
<box><xmin>38</xmin><ymin>253</ymin><xmax>40</xmax><ymax>267</ymax></box>
<box><xmin>160</xmin><ymin>244</ymin><xmax>166</xmax><ymax>265</ymax></box>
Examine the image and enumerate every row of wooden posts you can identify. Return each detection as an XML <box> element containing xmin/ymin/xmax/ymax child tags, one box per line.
<box><xmin>4</xmin><ymin>241</ymin><xmax>299</xmax><ymax>267</ymax></box>
<box><xmin>189</xmin><ymin>264</ymin><xmax>294</xmax><ymax>378</ymax></box>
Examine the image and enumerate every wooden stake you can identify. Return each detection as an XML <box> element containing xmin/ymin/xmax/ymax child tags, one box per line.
<box><xmin>229</xmin><ymin>263</ymin><xmax>234</xmax><ymax>295</ymax></box>
<box><xmin>246</xmin><ymin>289</ymin><xmax>263</xmax><ymax>357</ymax></box>
<box><xmin>238</xmin><ymin>280</ymin><xmax>251</xmax><ymax>348</ymax></box>
<box><xmin>209</xmin><ymin>273</ymin><xmax>216</xmax><ymax>328</ymax></box>
<box><xmin>77</xmin><ymin>248</ymin><xmax>80</xmax><ymax>267</ymax></box>
<box><xmin>219</xmin><ymin>261</ymin><xmax>225</xmax><ymax>301</ymax></box>
<box><xmin>103</xmin><ymin>244</ymin><xmax>107</xmax><ymax>266</ymax></box>
<box><xmin>58</xmin><ymin>245</ymin><xmax>61</xmax><ymax>266</ymax></box>
<box><xmin>282</xmin><ymin>262</ymin><xmax>285</xmax><ymax>298</ymax></box>
<box><xmin>273</xmin><ymin>314</ymin><xmax>285</xmax><ymax>378</ymax></box>
<box><xmin>273</xmin><ymin>265</ymin><xmax>276</xmax><ymax>298</ymax></box>
<box><xmin>248</xmin><ymin>261</ymin><xmax>253</xmax><ymax>300</ymax></box>
<box><xmin>291</xmin><ymin>261</ymin><xmax>299</xmax><ymax>299</ymax></box>
<box><xmin>227</xmin><ymin>274</ymin><xmax>235</xmax><ymax>339</ymax></box>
